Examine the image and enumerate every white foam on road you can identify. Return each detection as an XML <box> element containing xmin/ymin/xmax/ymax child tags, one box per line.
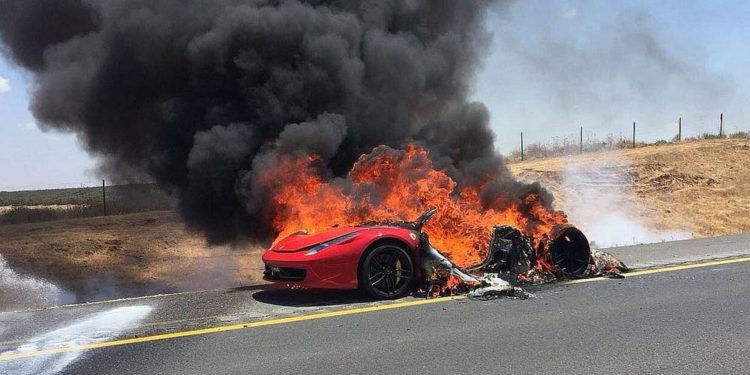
<box><xmin>0</xmin><ymin>305</ymin><xmax>153</xmax><ymax>375</ymax></box>
<box><xmin>0</xmin><ymin>254</ymin><xmax>74</xmax><ymax>311</ymax></box>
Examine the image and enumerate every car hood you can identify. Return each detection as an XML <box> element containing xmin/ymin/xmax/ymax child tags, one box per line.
<box><xmin>271</xmin><ymin>226</ymin><xmax>367</xmax><ymax>252</ymax></box>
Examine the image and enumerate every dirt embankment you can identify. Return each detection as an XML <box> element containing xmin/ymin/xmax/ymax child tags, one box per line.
<box><xmin>0</xmin><ymin>211</ymin><xmax>264</xmax><ymax>303</ymax></box>
<box><xmin>508</xmin><ymin>138</ymin><xmax>750</xmax><ymax>238</ymax></box>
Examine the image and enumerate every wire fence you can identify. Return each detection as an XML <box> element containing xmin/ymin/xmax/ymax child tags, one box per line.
<box><xmin>509</xmin><ymin>113</ymin><xmax>749</xmax><ymax>162</ymax></box>
<box><xmin>2</xmin><ymin>114</ymin><xmax>748</xmax><ymax>224</ymax></box>
<box><xmin>0</xmin><ymin>181</ymin><xmax>174</xmax><ymax>225</ymax></box>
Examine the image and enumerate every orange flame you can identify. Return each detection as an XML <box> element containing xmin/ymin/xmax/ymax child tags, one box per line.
<box><xmin>260</xmin><ymin>144</ymin><xmax>567</xmax><ymax>268</ymax></box>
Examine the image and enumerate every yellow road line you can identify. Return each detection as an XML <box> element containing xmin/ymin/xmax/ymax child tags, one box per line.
<box><xmin>566</xmin><ymin>255</ymin><xmax>750</xmax><ymax>284</ymax></box>
<box><xmin>3</xmin><ymin>255</ymin><xmax>750</xmax><ymax>362</ymax></box>
<box><xmin>0</xmin><ymin>295</ymin><xmax>464</xmax><ymax>361</ymax></box>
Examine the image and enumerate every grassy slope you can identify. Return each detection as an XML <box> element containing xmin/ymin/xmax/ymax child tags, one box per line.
<box><xmin>0</xmin><ymin>186</ymin><xmax>100</xmax><ymax>206</ymax></box>
<box><xmin>508</xmin><ymin>138</ymin><xmax>750</xmax><ymax>237</ymax></box>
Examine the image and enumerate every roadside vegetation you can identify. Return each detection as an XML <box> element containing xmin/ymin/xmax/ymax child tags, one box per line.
<box><xmin>0</xmin><ymin>184</ymin><xmax>173</xmax><ymax>225</ymax></box>
<box><xmin>507</xmin><ymin>131</ymin><xmax>749</xmax><ymax>162</ymax></box>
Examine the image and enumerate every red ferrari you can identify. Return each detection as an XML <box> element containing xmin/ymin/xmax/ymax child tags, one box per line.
<box><xmin>262</xmin><ymin>209</ymin><xmax>439</xmax><ymax>299</ymax></box>
<box><xmin>263</xmin><ymin>208</ymin><xmax>600</xmax><ymax>299</ymax></box>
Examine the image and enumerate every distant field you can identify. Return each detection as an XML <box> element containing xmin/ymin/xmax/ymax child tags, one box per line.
<box><xmin>0</xmin><ymin>186</ymin><xmax>100</xmax><ymax>206</ymax></box>
<box><xmin>0</xmin><ymin>183</ymin><xmax>163</xmax><ymax>206</ymax></box>
<box><xmin>0</xmin><ymin>184</ymin><xmax>173</xmax><ymax>224</ymax></box>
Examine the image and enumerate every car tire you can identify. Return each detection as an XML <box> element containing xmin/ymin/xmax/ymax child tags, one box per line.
<box><xmin>359</xmin><ymin>244</ymin><xmax>414</xmax><ymax>300</ymax></box>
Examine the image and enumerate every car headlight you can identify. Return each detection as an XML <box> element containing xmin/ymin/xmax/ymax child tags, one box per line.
<box><xmin>305</xmin><ymin>232</ymin><xmax>360</xmax><ymax>256</ymax></box>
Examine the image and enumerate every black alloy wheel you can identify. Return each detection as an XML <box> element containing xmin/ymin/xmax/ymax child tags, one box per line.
<box><xmin>359</xmin><ymin>244</ymin><xmax>414</xmax><ymax>299</ymax></box>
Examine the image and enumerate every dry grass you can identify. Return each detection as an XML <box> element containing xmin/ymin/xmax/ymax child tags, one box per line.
<box><xmin>0</xmin><ymin>204</ymin><xmax>85</xmax><ymax>214</ymax></box>
<box><xmin>0</xmin><ymin>211</ymin><xmax>264</xmax><ymax>301</ymax></box>
<box><xmin>508</xmin><ymin>138</ymin><xmax>750</xmax><ymax>237</ymax></box>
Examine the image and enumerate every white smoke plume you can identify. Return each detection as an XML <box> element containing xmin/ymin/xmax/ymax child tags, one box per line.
<box><xmin>0</xmin><ymin>255</ymin><xmax>74</xmax><ymax>311</ymax></box>
<box><xmin>560</xmin><ymin>155</ymin><xmax>690</xmax><ymax>247</ymax></box>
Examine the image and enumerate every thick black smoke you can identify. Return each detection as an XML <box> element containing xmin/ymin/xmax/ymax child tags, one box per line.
<box><xmin>0</xmin><ymin>0</ymin><xmax>550</xmax><ymax>242</ymax></box>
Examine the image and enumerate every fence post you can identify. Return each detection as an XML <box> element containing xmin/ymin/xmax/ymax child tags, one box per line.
<box><xmin>580</xmin><ymin>126</ymin><xmax>583</xmax><ymax>154</ymax></box>
<box><xmin>102</xmin><ymin>179</ymin><xmax>107</xmax><ymax>216</ymax></box>
<box><xmin>520</xmin><ymin>131</ymin><xmax>524</xmax><ymax>161</ymax></box>
<box><xmin>678</xmin><ymin>117</ymin><xmax>682</xmax><ymax>141</ymax></box>
<box><xmin>632</xmin><ymin>122</ymin><xmax>636</xmax><ymax>148</ymax></box>
<box><xmin>720</xmin><ymin>113</ymin><xmax>723</xmax><ymax>137</ymax></box>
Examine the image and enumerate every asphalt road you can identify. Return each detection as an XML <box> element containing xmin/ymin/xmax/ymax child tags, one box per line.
<box><xmin>2</xmin><ymin>258</ymin><xmax>747</xmax><ymax>374</ymax></box>
<box><xmin>1</xmin><ymin>234</ymin><xmax>749</xmax><ymax>375</ymax></box>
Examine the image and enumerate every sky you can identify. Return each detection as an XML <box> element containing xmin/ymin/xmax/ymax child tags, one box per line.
<box><xmin>475</xmin><ymin>0</ymin><xmax>750</xmax><ymax>150</ymax></box>
<box><xmin>1</xmin><ymin>0</ymin><xmax>749</xmax><ymax>189</ymax></box>
<box><xmin>0</xmin><ymin>56</ymin><xmax>99</xmax><ymax>190</ymax></box>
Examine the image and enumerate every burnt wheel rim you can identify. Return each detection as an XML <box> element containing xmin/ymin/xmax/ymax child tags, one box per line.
<box><xmin>367</xmin><ymin>247</ymin><xmax>413</xmax><ymax>296</ymax></box>
<box><xmin>549</xmin><ymin>227</ymin><xmax>591</xmax><ymax>277</ymax></box>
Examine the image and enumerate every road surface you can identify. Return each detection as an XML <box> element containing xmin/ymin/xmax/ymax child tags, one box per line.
<box><xmin>1</xmin><ymin>234</ymin><xmax>749</xmax><ymax>374</ymax></box>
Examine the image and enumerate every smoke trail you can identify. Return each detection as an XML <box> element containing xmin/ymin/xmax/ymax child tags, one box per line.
<box><xmin>0</xmin><ymin>0</ymin><xmax>549</xmax><ymax>243</ymax></box>
<box><xmin>560</xmin><ymin>155</ymin><xmax>690</xmax><ymax>247</ymax></box>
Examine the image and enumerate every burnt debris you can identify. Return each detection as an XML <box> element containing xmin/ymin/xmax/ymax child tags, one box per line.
<box><xmin>419</xmin><ymin>224</ymin><xmax>627</xmax><ymax>297</ymax></box>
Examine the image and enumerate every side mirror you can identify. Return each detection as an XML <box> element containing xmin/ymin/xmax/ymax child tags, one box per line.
<box><xmin>414</xmin><ymin>208</ymin><xmax>438</xmax><ymax>231</ymax></box>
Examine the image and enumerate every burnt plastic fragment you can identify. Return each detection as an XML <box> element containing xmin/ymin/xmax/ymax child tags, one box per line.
<box><xmin>467</xmin><ymin>225</ymin><xmax>533</xmax><ymax>279</ymax></box>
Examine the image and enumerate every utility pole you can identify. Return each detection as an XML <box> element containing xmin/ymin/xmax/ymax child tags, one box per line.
<box><xmin>632</xmin><ymin>122</ymin><xmax>636</xmax><ymax>148</ymax></box>
<box><xmin>580</xmin><ymin>126</ymin><xmax>583</xmax><ymax>154</ymax></box>
<box><xmin>720</xmin><ymin>113</ymin><xmax>724</xmax><ymax>137</ymax></box>
<box><xmin>102</xmin><ymin>179</ymin><xmax>107</xmax><ymax>216</ymax></box>
<box><xmin>678</xmin><ymin>117</ymin><xmax>682</xmax><ymax>141</ymax></box>
<box><xmin>520</xmin><ymin>131</ymin><xmax>524</xmax><ymax>161</ymax></box>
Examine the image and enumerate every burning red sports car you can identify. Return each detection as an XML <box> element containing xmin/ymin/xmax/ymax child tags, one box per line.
<box><xmin>263</xmin><ymin>208</ymin><xmax>625</xmax><ymax>299</ymax></box>
<box><xmin>263</xmin><ymin>210</ymin><xmax>430</xmax><ymax>299</ymax></box>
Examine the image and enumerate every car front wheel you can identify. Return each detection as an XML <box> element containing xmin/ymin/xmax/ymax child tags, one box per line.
<box><xmin>359</xmin><ymin>244</ymin><xmax>414</xmax><ymax>299</ymax></box>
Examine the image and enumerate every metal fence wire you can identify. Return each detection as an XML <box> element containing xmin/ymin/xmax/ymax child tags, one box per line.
<box><xmin>512</xmin><ymin>113</ymin><xmax>748</xmax><ymax>162</ymax></box>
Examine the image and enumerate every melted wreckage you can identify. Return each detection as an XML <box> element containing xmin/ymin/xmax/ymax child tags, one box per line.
<box><xmin>382</xmin><ymin>208</ymin><xmax>628</xmax><ymax>298</ymax></box>
<box><xmin>420</xmin><ymin>224</ymin><xmax>628</xmax><ymax>298</ymax></box>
